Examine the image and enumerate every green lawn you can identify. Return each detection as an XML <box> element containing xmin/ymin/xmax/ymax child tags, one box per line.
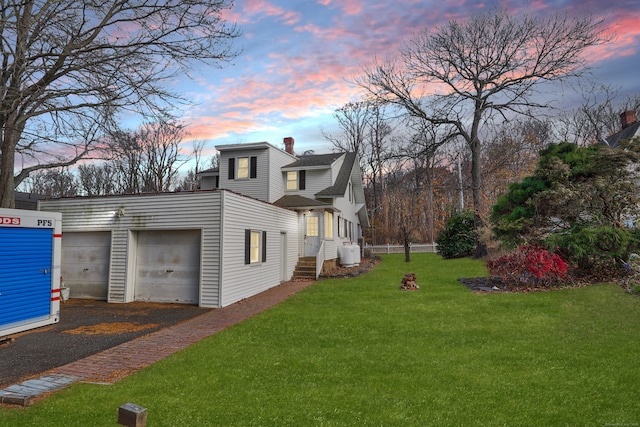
<box><xmin>2</xmin><ymin>253</ymin><xmax>640</xmax><ymax>426</ymax></box>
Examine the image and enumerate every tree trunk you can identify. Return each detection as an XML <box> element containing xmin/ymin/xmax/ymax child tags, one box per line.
<box><xmin>470</xmin><ymin>137</ymin><xmax>487</xmax><ymax>258</ymax></box>
<box><xmin>0</xmin><ymin>129</ymin><xmax>18</xmax><ymax>208</ymax></box>
<box><xmin>404</xmin><ymin>239</ymin><xmax>411</xmax><ymax>263</ymax></box>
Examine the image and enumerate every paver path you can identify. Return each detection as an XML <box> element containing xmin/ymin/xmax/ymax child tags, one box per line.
<box><xmin>0</xmin><ymin>279</ymin><xmax>315</xmax><ymax>406</ymax></box>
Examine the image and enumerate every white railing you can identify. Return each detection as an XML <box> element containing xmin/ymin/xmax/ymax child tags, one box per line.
<box><xmin>315</xmin><ymin>240</ymin><xmax>326</xmax><ymax>279</ymax></box>
<box><xmin>364</xmin><ymin>243</ymin><xmax>438</xmax><ymax>254</ymax></box>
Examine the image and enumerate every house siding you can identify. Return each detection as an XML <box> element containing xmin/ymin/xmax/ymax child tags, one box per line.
<box><xmin>220</xmin><ymin>191</ymin><xmax>298</xmax><ymax>307</ymax></box>
<box><xmin>40</xmin><ymin>191</ymin><xmax>223</xmax><ymax>307</ymax></box>
<box><xmin>297</xmin><ymin>168</ymin><xmax>332</xmax><ymax>198</ymax></box>
<box><xmin>219</xmin><ymin>148</ymin><xmax>269</xmax><ymax>201</ymax></box>
<box><xmin>268</xmin><ymin>148</ymin><xmax>297</xmax><ymax>202</ymax></box>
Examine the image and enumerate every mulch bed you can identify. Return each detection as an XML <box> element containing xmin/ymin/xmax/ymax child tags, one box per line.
<box><xmin>320</xmin><ymin>256</ymin><xmax>381</xmax><ymax>278</ymax></box>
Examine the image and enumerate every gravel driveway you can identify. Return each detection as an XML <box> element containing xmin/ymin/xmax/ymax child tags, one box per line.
<box><xmin>0</xmin><ymin>299</ymin><xmax>209</xmax><ymax>388</ymax></box>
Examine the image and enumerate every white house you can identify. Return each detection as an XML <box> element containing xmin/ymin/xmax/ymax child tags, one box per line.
<box><xmin>39</xmin><ymin>137</ymin><xmax>369</xmax><ymax>308</ymax></box>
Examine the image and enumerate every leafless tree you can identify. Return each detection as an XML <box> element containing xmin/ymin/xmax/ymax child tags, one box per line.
<box><xmin>0</xmin><ymin>0</ymin><xmax>240</xmax><ymax>207</ymax></box>
<box><xmin>27</xmin><ymin>168</ymin><xmax>79</xmax><ymax>198</ymax></box>
<box><xmin>356</xmin><ymin>10</ymin><xmax>607</xmax><ymax>256</ymax></box>
<box><xmin>77</xmin><ymin>163</ymin><xmax>119</xmax><ymax>196</ymax></box>
<box><xmin>105</xmin><ymin>119</ymin><xmax>187</xmax><ymax>193</ymax></box>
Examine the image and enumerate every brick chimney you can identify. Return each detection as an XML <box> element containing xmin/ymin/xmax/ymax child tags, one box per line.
<box><xmin>284</xmin><ymin>137</ymin><xmax>294</xmax><ymax>155</ymax></box>
<box><xmin>621</xmin><ymin>110</ymin><xmax>637</xmax><ymax>129</ymax></box>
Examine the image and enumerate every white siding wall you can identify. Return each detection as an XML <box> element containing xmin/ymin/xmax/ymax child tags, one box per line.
<box><xmin>40</xmin><ymin>192</ymin><xmax>223</xmax><ymax>307</ymax></box>
<box><xmin>220</xmin><ymin>191</ymin><xmax>298</xmax><ymax>307</ymax></box>
<box><xmin>296</xmin><ymin>168</ymin><xmax>332</xmax><ymax>198</ymax></box>
<box><xmin>268</xmin><ymin>147</ymin><xmax>297</xmax><ymax>202</ymax></box>
<box><xmin>219</xmin><ymin>148</ymin><xmax>269</xmax><ymax>201</ymax></box>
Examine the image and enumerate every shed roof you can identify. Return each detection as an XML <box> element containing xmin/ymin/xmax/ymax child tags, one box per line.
<box><xmin>273</xmin><ymin>195</ymin><xmax>332</xmax><ymax>210</ymax></box>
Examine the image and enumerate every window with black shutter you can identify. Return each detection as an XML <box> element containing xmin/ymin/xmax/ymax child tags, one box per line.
<box><xmin>299</xmin><ymin>170</ymin><xmax>306</xmax><ymax>190</ymax></box>
<box><xmin>250</xmin><ymin>156</ymin><xmax>257</xmax><ymax>179</ymax></box>
<box><xmin>228</xmin><ymin>158</ymin><xmax>235</xmax><ymax>180</ymax></box>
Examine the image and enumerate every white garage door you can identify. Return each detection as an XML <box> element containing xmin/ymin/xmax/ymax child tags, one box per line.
<box><xmin>61</xmin><ymin>232</ymin><xmax>111</xmax><ymax>300</ymax></box>
<box><xmin>135</xmin><ymin>230</ymin><xmax>201</xmax><ymax>304</ymax></box>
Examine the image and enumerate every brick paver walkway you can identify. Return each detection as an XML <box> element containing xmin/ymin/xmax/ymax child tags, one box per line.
<box><xmin>0</xmin><ymin>279</ymin><xmax>315</xmax><ymax>406</ymax></box>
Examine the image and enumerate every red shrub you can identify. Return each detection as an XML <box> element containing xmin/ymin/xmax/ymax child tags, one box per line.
<box><xmin>487</xmin><ymin>245</ymin><xmax>569</xmax><ymax>287</ymax></box>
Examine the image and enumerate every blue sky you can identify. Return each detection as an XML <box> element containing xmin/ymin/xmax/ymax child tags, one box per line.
<box><xmin>172</xmin><ymin>0</ymin><xmax>640</xmax><ymax>161</ymax></box>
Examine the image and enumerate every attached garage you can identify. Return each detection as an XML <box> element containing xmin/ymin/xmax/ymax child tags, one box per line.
<box><xmin>61</xmin><ymin>231</ymin><xmax>111</xmax><ymax>300</ymax></box>
<box><xmin>39</xmin><ymin>190</ymin><xmax>299</xmax><ymax>308</ymax></box>
<box><xmin>134</xmin><ymin>230</ymin><xmax>201</xmax><ymax>304</ymax></box>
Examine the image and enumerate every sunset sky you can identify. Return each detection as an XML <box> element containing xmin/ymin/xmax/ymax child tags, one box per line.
<box><xmin>174</xmin><ymin>0</ymin><xmax>640</xmax><ymax>160</ymax></box>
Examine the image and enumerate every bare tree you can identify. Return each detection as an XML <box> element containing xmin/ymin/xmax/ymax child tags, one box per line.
<box><xmin>0</xmin><ymin>0</ymin><xmax>240</xmax><ymax>207</ymax></box>
<box><xmin>105</xmin><ymin>119</ymin><xmax>187</xmax><ymax>193</ymax></box>
<box><xmin>27</xmin><ymin>168</ymin><xmax>78</xmax><ymax>198</ymax></box>
<box><xmin>141</xmin><ymin>120</ymin><xmax>187</xmax><ymax>192</ymax></box>
<box><xmin>77</xmin><ymin>163</ymin><xmax>118</xmax><ymax>196</ymax></box>
<box><xmin>356</xmin><ymin>10</ymin><xmax>607</xmax><ymax>256</ymax></box>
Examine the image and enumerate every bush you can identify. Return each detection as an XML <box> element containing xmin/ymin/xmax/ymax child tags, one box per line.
<box><xmin>487</xmin><ymin>245</ymin><xmax>568</xmax><ymax>287</ymax></box>
<box><xmin>436</xmin><ymin>211</ymin><xmax>476</xmax><ymax>259</ymax></box>
<box><xmin>547</xmin><ymin>226</ymin><xmax>640</xmax><ymax>272</ymax></box>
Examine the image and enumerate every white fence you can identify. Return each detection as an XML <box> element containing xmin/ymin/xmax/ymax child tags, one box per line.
<box><xmin>364</xmin><ymin>243</ymin><xmax>438</xmax><ymax>254</ymax></box>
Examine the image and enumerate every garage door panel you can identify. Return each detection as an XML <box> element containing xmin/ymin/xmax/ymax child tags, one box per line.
<box><xmin>61</xmin><ymin>232</ymin><xmax>110</xmax><ymax>300</ymax></box>
<box><xmin>135</xmin><ymin>230</ymin><xmax>201</xmax><ymax>304</ymax></box>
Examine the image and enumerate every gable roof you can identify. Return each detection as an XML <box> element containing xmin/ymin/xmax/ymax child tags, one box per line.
<box><xmin>605</xmin><ymin>121</ymin><xmax>640</xmax><ymax>148</ymax></box>
<box><xmin>315</xmin><ymin>152</ymin><xmax>357</xmax><ymax>197</ymax></box>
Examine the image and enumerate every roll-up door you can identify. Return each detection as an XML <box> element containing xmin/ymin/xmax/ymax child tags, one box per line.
<box><xmin>135</xmin><ymin>230</ymin><xmax>201</xmax><ymax>304</ymax></box>
<box><xmin>61</xmin><ymin>231</ymin><xmax>111</xmax><ymax>300</ymax></box>
<box><xmin>0</xmin><ymin>228</ymin><xmax>53</xmax><ymax>327</ymax></box>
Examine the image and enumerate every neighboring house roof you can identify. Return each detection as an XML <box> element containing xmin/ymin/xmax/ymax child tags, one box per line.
<box><xmin>282</xmin><ymin>153</ymin><xmax>344</xmax><ymax>169</ymax></box>
<box><xmin>605</xmin><ymin>121</ymin><xmax>640</xmax><ymax>148</ymax></box>
<box><xmin>316</xmin><ymin>152</ymin><xmax>357</xmax><ymax>197</ymax></box>
<box><xmin>273</xmin><ymin>195</ymin><xmax>333</xmax><ymax>210</ymax></box>
<box><xmin>197</xmin><ymin>167</ymin><xmax>219</xmax><ymax>175</ymax></box>
<box><xmin>15</xmin><ymin>191</ymin><xmax>44</xmax><ymax>211</ymax></box>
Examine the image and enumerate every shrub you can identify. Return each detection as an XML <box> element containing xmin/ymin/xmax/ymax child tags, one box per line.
<box><xmin>436</xmin><ymin>210</ymin><xmax>476</xmax><ymax>259</ymax></box>
<box><xmin>547</xmin><ymin>226</ymin><xmax>640</xmax><ymax>272</ymax></box>
<box><xmin>487</xmin><ymin>245</ymin><xmax>569</xmax><ymax>287</ymax></box>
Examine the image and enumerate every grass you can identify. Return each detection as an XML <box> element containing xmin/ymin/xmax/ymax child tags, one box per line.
<box><xmin>2</xmin><ymin>253</ymin><xmax>640</xmax><ymax>426</ymax></box>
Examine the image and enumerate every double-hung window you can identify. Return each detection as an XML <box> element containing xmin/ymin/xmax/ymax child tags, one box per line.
<box><xmin>285</xmin><ymin>170</ymin><xmax>305</xmax><ymax>191</ymax></box>
<box><xmin>245</xmin><ymin>229</ymin><xmax>267</xmax><ymax>264</ymax></box>
<box><xmin>324</xmin><ymin>211</ymin><xmax>333</xmax><ymax>239</ymax></box>
<box><xmin>228</xmin><ymin>156</ymin><xmax>257</xmax><ymax>180</ymax></box>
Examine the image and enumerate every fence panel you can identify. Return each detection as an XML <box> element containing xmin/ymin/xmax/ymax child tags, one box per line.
<box><xmin>364</xmin><ymin>243</ymin><xmax>438</xmax><ymax>254</ymax></box>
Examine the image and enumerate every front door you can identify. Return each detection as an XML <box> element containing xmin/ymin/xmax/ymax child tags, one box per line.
<box><xmin>304</xmin><ymin>213</ymin><xmax>321</xmax><ymax>256</ymax></box>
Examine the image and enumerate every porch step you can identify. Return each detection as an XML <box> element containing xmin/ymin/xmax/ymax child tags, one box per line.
<box><xmin>293</xmin><ymin>257</ymin><xmax>316</xmax><ymax>279</ymax></box>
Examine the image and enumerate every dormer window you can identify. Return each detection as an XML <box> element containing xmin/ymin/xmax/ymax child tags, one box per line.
<box><xmin>285</xmin><ymin>170</ymin><xmax>306</xmax><ymax>191</ymax></box>
<box><xmin>237</xmin><ymin>157</ymin><xmax>249</xmax><ymax>179</ymax></box>
<box><xmin>228</xmin><ymin>156</ymin><xmax>257</xmax><ymax>180</ymax></box>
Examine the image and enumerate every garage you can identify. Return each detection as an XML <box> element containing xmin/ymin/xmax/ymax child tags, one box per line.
<box><xmin>134</xmin><ymin>229</ymin><xmax>201</xmax><ymax>304</ymax></box>
<box><xmin>61</xmin><ymin>232</ymin><xmax>111</xmax><ymax>300</ymax></box>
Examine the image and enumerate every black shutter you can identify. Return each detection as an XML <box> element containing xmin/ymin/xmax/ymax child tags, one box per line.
<box><xmin>299</xmin><ymin>170</ymin><xmax>306</xmax><ymax>190</ymax></box>
<box><xmin>250</xmin><ymin>156</ymin><xmax>257</xmax><ymax>179</ymax></box>
<box><xmin>244</xmin><ymin>229</ymin><xmax>251</xmax><ymax>264</ymax></box>
<box><xmin>262</xmin><ymin>231</ymin><xmax>267</xmax><ymax>262</ymax></box>
<box><xmin>228</xmin><ymin>158</ymin><xmax>235</xmax><ymax>180</ymax></box>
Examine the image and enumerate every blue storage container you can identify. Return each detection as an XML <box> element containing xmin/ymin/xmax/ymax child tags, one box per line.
<box><xmin>0</xmin><ymin>208</ymin><xmax>62</xmax><ymax>337</ymax></box>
